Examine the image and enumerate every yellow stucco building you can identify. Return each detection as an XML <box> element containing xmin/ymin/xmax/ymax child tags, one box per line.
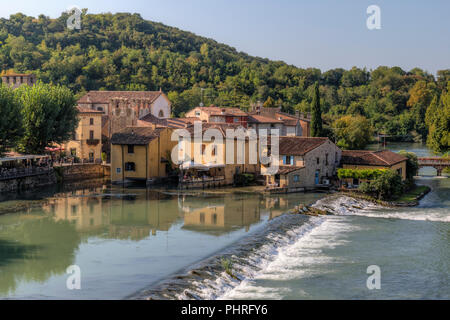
<box><xmin>110</xmin><ymin>127</ymin><xmax>177</xmax><ymax>184</ymax></box>
<box><xmin>63</xmin><ymin>107</ymin><xmax>103</xmax><ymax>162</ymax></box>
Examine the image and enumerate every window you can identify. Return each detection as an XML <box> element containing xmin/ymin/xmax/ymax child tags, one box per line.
<box><xmin>128</xmin><ymin>145</ymin><xmax>134</xmax><ymax>154</ymax></box>
<box><xmin>212</xmin><ymin>214</ymin><xmax>217</xmax><ymax>225</ymax></box>
<box><xmin>125</xmin><ymin>162</ymin><xmax>136</xmax><ymax>172</ymax></box>
<box><xmin>89</xmin><ymin>130</ymin><xmax>94</xmax><ymax>140</ymax></box>
<box><xmin>316</xmin><ymin>157</ymin><xmax>320</xmax><ymax>165</ymax></box>
<box><xmin>201</xmin><ymin>144</ymin><xmax>206</xmax><ymax>155</ymax></box>
<box><xmin>90</xmin><ymin>118</ymin><xmax>94</xmax><ymax>125</ymax></box>
<box><xmin>212</xmin><ymin>145</ymin><xmax>217</xmax><ymax>156</ymax></box>
<box><xmin>397</xmin><ymin>168</ymin><xmax>403</xmax><ymax>176</ymax></box>
<box><xmin>158</xmin><ymin>110</ymin><xmax>164</xmax><ymax>118</ymax></box>
<box><xmin>326</xmin><ymin>154</ymin><xmax>329</xmax><ymax>166</ymax></box>
<box><xmin>293</xmin><ymin>175</ymin><xmax>300</xmax><ymax>183</ymax></box>
<box><xmin>200</xmin><ymin>213</ymin><xmax>205</xmax><ymax>224</ymax></box>
<box><xmin>116</xmin><ymin>168</ymin><xmax>121</xmax><ymax>174</ymax></box>
<box><xmin>195</xmin><ymin>111</ymin><xmax>201</xmax><ymax>117</ymax></box>
<box><xmin>234</xmin><ymin>117</ymin><xmax>239</xmax><ymax>123</ymax></box>
<box><xmin>70</xmin><ymin>148</ymin><xmax>77</xmax><ymax>156</ymax></box>
<box><xmin>283</xmin><ymin>156</ymin><xmax>294</xmax><ymax>165</ymax></box>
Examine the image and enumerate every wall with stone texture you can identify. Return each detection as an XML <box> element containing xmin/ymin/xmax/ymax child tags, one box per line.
<box><xmin>0</xmin><ymin>171</ymin><xmax>56</xmax><ymax>193</ymax></box>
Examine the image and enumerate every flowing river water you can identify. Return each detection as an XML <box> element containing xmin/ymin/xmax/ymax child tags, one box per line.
<box><xmin>0</xmin><ymin>143</ymin><xmax>448</xmax><ymax>299</ymax></box>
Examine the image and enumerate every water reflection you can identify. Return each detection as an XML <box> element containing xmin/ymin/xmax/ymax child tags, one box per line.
<box><xmin>0</xmin><ymin>184</ymin><xmax>308</xmax><ymax>297</ymax></box>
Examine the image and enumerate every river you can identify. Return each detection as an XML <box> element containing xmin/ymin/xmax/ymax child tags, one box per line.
<box><xmin>0</xmin><ymin>143</ymin><xmax>448</xmax><ymax>299</ymax></box>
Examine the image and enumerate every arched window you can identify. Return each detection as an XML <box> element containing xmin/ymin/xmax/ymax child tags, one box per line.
<box><xmin>158</xmin><ymin>110</ymin><xmax>164</xmax><ymax>118</ymax></box>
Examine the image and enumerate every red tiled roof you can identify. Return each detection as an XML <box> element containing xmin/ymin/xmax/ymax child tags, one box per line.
<box><xmin>278</xmin><ymin>166</ymin><xmax>305</xmax><ymax>175</ymax></box>
<box><xmin>248</xmin><ymin>114</ymin><xmax>284</xmax><ymax>124</ymax></box>
<box><xmin>76</xmin><ymin>106</ymin><xmax>103</xmax><ymax>114</ymax></box>
<box><xmin>78</xmin><ymin>91</ymin><xmax>163</xmax><ymax>104</ymax></box>
<box><xmin>341</xmin><ymin>150</ymin><xmax>408</xmax><ymax>166</ymax></box>
<box><xmin>139</xmin><ymin>113</ymin><xmax>168</xmax><ymax>126</ymax></box>
<box><xmin>167</xmin><ymin>117</ymin><xmax>200</xmax><ymax>128</ymax></box>
<box><xmin>278</xmin><ymin>137</ymin><xmax>329</xmax><ymax>156</ymax></box>
<box><xmin>195</xmin><ymin>105</ymin><xmax>247</xmax><ymax>117</ymax></box>
<box><xmin>111</xmin><ymin>127</ymin><xmax>166</xmax><ymax>145</ymax></box>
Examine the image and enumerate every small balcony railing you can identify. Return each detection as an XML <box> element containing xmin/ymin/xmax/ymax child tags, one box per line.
<box><xmin>86</xmin><ymin>139</ymin><xmax>100</xmax><ymax>146</ymax></box>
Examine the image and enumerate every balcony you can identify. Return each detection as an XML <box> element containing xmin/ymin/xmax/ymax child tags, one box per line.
<box><xmin>86</xmin><ymin>139</ymin><xmax>100</xmax><ymax>146</ymax></box>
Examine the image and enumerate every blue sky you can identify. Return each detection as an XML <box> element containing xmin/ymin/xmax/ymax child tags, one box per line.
<box><xmin>1</xmin><ymin>0</ymin><xmax>449</xmax><ymax>74</ymax></box>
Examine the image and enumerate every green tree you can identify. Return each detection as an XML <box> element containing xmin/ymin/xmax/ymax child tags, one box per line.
<box><xmin>398</xmin><ymin>150</ymin><xmax>419</xmax><ymax>183</ymax></box>
<box><xmin>0</xmin><ymin>84</ymin><xmax>23</xmax><ymax>156</ymax></box>
<box><xmin>310</xmin><ymin>82</ymin><xmax>323</xmax><ymax>137</ymax></box>
<box><xmin>334</xmin><ymin>115</ymin><xmax>373</xmax><ymax>150</ymax></box>
<box><xmin>426</xmin><ymin>83</ymin><xmax>450</xmax><ymax>153</ymax></box>
<box><xmin>369</xmin><ymin>170</ymin><xmax>403</xmax><ymax>200</ymax></box>
<box><xmin>17</xmin><ymin>82</ymin><xmax>78</xmax><ymax>154</ymax></box>
<box><xmin>263</xmin><ymin>96</ymin><xmax>276</xmax><ymax>109</ymax></box>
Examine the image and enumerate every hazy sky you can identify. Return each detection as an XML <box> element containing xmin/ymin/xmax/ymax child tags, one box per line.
<box><xmin>1</xmin><ymin>0</ymin><xmax>449</xmax><ymax>74</ymax></box>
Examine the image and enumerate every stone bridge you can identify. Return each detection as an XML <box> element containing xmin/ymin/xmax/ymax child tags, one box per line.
<box><xmin>418</xmin><ymin>157</ymin><xmax>450</xmax><ymax>176</ymax></box>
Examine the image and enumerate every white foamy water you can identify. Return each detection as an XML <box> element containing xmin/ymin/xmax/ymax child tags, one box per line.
<box><xmin>218</xmin><ymin>217</ymin><xmax>358</xmax><ymax>300</ymax></box>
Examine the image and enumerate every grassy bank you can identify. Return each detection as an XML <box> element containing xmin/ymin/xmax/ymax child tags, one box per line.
<box><xmin>395</xmin><ymin>185</ymin><xmax>431</xmax><ymax>203</ymax></box>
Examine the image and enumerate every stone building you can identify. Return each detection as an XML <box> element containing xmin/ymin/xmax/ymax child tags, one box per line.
<box><xmin>262</xmin><ymin>137</ymin><xmax>342</xmax><ymax>191</ymax></box>
<box><xmin>1</xmin><ymin>71</ymin><xmax>36</xmax><ymax>89</ymax></box>
<box><xmin>340</xmin><ymin>150</ymin><xmax>408</xmax><ymax>183</ymax></box>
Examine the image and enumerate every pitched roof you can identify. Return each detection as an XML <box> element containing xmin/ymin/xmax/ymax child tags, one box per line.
<box><xmin>278</xmin><ymin>137</ymin><xmax>329</xmax><ymax>156</ymax></box>
<box><xmin>111</xmin><ymin>127</ymin><xmax>165</xmax><ymax>145</ymax></box>
<box><xmin>341</xmin><ymin>150</ymin><xmax>408</xmax><ymax>166</ymax></box>
<box><xmin>195</xmin><ymin>105</ymin><xmax>248</xmax><ymax>117</ymax></box>
<box><xmin>139</xmin><ymin>113</ymin><xmax>168</xmax><ymax>126</ymax></box>
<box><xmin>248</xmin><ymin>114</ymin><xmax>284</xmax><ymax>124</ymax></box>
<box><xmin>78</xmin><ymin>91</ymin><xmax>163</xmax><ymax>104</ymax></box>
<box><xmin>278</xmin><ymin>166</ymin><xmax>305</xmax><ymax>175</ymax></box>
<box><xmin>167</xmin><ymin>117</ymin><xmax>200</xmax><ymax>128</ymax></box>
<box><xmin>76</xmin><ymin>106</ymin><xmax>103</xmax><ymax>114</ymax></box>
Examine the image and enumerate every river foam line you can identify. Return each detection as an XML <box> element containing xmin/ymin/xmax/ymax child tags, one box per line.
<box><xmin>313</xmin><ymin>195</ymin><xmax>450</xmax><ymax>223</ymax></box>
<box><xmin>130</xmin><ymin>194</ymin><xmax>448</xmax><ymax>300</ymax></box>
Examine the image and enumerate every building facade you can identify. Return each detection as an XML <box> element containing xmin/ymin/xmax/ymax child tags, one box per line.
<box><xmin>63</xmin><ymin>107</ymin><xmax>103</xmax><ymax>162</ymax></box>
<box><xmin>340</xmin><ymin>150</ymin><xmax>408</xmax><ymax>183</ymax></box>
<box><xmin>1</xmin><ymin>72</ymin><xmax>36</xmax><ymax>89</ymax></box>
<box><xmin>262</xmin><ymin>137</ymin><xmax>342</xmax><ymax>190</ymax></box>
<box><xmin>110</xmin><ymin>127</ymin><xmax>177</xmax><ymax>184</ymax></box>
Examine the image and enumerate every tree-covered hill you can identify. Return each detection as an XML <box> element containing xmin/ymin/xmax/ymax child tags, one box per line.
<box><xmin>0</xmin><ymin>11</ymin><xmax>449</xmax><ymax>152</ymax></box>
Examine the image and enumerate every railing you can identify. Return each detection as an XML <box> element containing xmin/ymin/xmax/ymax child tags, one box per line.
<box><xmin>86</xmin><ymin>139</ymin><xmax>100</xmax><ymax>146</ymax></box>
<box><xmin>0</xmin><ymin>167</ymin><xmax>53</xmax><ymax>181</ymax></box>
<box><xmin>180</xmin><ymin>176</ymin><xmax>225</xmax><ymax>184</ymax></box>
<box><xmin>418</xmin><ymin>157</ymin><xmax>450</xmax><ymax>166</ymax></box>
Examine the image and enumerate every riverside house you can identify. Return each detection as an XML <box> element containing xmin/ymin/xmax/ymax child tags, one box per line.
<box><xmin>173</xmin><ymin>123</ymin><xmax>260</xmax><ymax>188</ymax></box>
<box><xmin>110</xmin><ymin>127</ymin><xmax>177</xmax><ymax>185</ymax></box>
<box><xmin>62</xmin><ymin>107</ymin><xmax>103</xmax><ymax>163</ymax></box>
<box><xmin>262</xmin><ymin>137</ymin><xmax>342</xmax><ymax>192</ymax></box>
<box><xmin>340</xmin><ymin>150</ymin><xmax>408</xmax><ymax>186</ymax></box>
<box><xmin>185</xmin><ymin>105</ymin><xmax>249</xmax><ymax>128</ymax></box>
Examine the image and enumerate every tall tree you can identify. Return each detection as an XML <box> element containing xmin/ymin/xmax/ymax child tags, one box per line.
<box><xmin>16</xmin><ymin>82</ymin><xmax>78</xmax><ymax>154</ymax></box>
<box><xmin>426</xmin><ymin>83</ymin><xmax>450</xmax><ymax>153</ymax></box>
<box><xmin>334</xmin><ymin>115</ymin><xmax>373</xmax><ymax>150</ymax></box>
<box><xmin>310</xmin><ymin>82</ymin><xmax>323</xmax><ymax>137</ymax></box>
<box><xmin>0</xmin><ymin>84</ymin><xmax>23</xmax><ymax>156</ymax></box>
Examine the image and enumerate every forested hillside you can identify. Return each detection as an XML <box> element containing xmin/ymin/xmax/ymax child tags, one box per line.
<box><xmin>0</xmin><ymin>11</ymin><xmax>449</xmax><ymax>152</ymax></box>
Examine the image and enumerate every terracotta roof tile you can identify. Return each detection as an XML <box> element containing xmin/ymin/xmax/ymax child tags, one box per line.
<box><xmin>277</xmin><ymin>166</ymin><xmax>305</xmax><ymax>175</ymax></box>
<box><xmin>78</xmin><ymin>91</ymin><xmax>163</xmax><ymax>104</ymax></box>
<box><xmin>111</xmin><ymin>127</ymin><xmax>165</xmax><ymax>145</ymax></box>
<box><xmin>278</xmin><ymin>137</ymin><xmax>329</xmax><ymax>156</ymax></box>
<box><xmin>341</xmin><ymin>150</ymin><xmax>408</xmax><ymax>166</ymax></box>
<box><xmin>248</xmin><ymin>115</ymin><xmax>284</xmax><ymax>124</ymax></box>
<box><xmin>76</xmin><ymin>106</ymin><xmax>103</xmax><ymax>114</ymax></box>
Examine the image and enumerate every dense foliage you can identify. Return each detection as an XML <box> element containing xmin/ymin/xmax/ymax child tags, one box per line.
<box><xmin>397</xmin><ymin>150</ymin><xmax>419</xmax><ymax>183</ymax></box>
<box><xmin>6</xmin><ymin>82</ymin><xmax>78</xmax><ymax>154</ymax></box>
<box><xmin>0</xmin><ymin>84</ymin><xmax>22</xmax><ymax>156</ymax></box>
<box><xmin>358</xmin><ymin>170</ymin><xmax>404</xmax><ymax>200</ymax></box>
<box><xmin>333</xmin><ymin>115</ymin><xmax>373</xmax><ymax>150</ymax></box>
<box><xmin>0</xmin><ymin>12</ymin><xmax>449</xmax><ymax>152</ymax></box>
<box><xmin>337</xmin><ymin>168</ymin><xmax>386</xmax><ymax>180</ymax></box>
